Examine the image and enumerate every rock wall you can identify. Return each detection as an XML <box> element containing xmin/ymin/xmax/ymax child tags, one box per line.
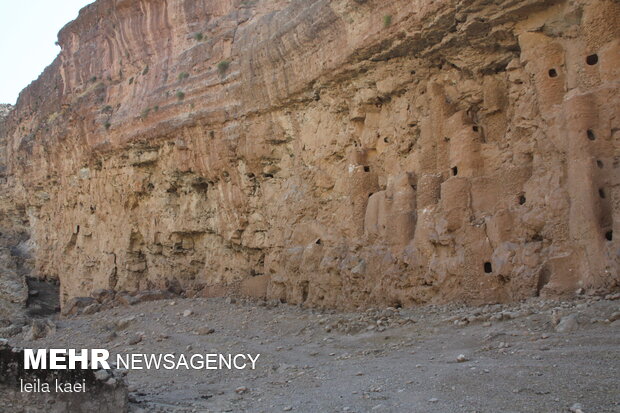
<box><xmin>2</xmin><ymin>0</ymin><xmax>619</xmax><ymax>309</ymax></box>
<box><xmin>0</xmin><ymin>104</ymin><xmax>30</xmax><ymax>322</ymax></box>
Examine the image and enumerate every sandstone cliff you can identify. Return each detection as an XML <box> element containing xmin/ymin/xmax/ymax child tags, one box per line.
<box><xmin>2</xmin><ymin>0</ymin><xmax>619</xmax><ymax>308</ymax></box>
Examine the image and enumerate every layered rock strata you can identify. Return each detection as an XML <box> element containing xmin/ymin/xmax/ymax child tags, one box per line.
<box><xmin>2</xmin><ymin>0</ymin><xmax>619</xmax><ymax>308</ymax></box>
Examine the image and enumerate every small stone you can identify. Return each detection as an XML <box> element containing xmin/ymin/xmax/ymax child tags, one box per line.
<box><xmin>25</xmin><ymin>319</ymin><xmax>56</xmax><ymax>341</ymax></box>
<box><xmin>127</xmin><ymin>334</ymin><xmax>142</xmax><ymax>345</ymax></box>
<box><xmin>283</xmin><ymin>406</ymin><xmax>293</xmax><ymax>411</ymax></box>
<box><xmin>569</xmin><ymin>403</ymin><xmax>584</xmax><ymax>413</ymax></box>
<box><xmin>82</xmin><ymin>303</ymin><xmax>101</xmax><ymax>315</ymax></box>
<box><xmin>183</xmin><ymin>310</ymin><xmax>193</xmax><ymax>317</ymax></box>
<box><xmin>197</xmin><ymin>326</ymin><xmax>215</xmax><ymax>335</ymax></box>
<box><xmin>94</xmin><ymin>369</ymin><xmax>111</xmax><ymax>381</ymax></box>
<box><xmin>555</xmin><ymin>314</ymin><xmax>579</xmax><ymax>333</ymax></box>
<box><xmin>428</xmin><ymin>398</ymin><xmax>438</xmax><ymax>403</ymax></box>
<box><xmin>235</xmin><ymin>386</ymin><xmax>248</xmax><ymax>394</ymax></box>
<box><xmin>456</xmin><ymin>354</ymin><xmax>468</xmax><ymax>362</ymax></box>
<box><xmin>116</xmin><ymin>316</ymin><xmax>136</xmax><ymax>330</ymax></box>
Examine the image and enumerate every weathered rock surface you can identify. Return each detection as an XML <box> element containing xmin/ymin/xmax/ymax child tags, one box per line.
<box><xmin>2</xmin><ymin>0</ymin><xmax>619</xmax><ymax>309</ymax></box>
<box><xmin>0</xmin><ymin>104</ymin><xmax>30</xmax><ymax>321</ymax></box>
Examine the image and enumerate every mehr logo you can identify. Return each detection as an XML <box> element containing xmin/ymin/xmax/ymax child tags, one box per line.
<box><xmin>24</xmin><ymin>349</ymin><xmax>110</xmax><ymax>370</ymax></box>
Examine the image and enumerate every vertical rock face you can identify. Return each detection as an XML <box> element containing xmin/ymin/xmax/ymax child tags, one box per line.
<box><xmin>1</xmin><ymin>0</ymin><xmax>619</xmax><ymax>308</ymax></box>
<box><xmin>0</xmin><ymin>104</ymin><xmax>30</xmax><ymax>320</ymax></box>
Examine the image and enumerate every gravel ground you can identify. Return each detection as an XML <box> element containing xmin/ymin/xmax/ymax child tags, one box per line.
<box><xmin>9</xmin><ymin>294</ymin><xmax>620</xmax><ymax>413</ymax></box>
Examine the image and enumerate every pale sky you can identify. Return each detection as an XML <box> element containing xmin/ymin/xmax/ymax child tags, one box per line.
<box><xmin>0</xmin><ymin>0</ymin><xmax>94</xmax><ymax>104</ymax></box>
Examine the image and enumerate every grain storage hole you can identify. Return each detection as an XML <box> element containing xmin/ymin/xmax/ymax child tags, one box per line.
<box><xmin>536</xmin><ymin>267</ymin><xmax>551</xmax><ymax>296</ymax></box>
<box><xmin>587</xmin><ymin>129</ymin><xmax>596</xmax><ymax>141</ymax></box>
<box><xmin>484</xmin><ymin>262</ymin><xmax>493</xmax><ymax>273</ymax></box>
<box><xmin>599</xmin><ymin>188</ymin><xmax>606</xmax><ymax>199</ymax></box>
<box><xmin>451</xmin><ymin>166</ymin><xmax>458</xmax><ymax>176</ymax></box>
<box><xmin>605</xmin><ymin>230</ymin><xmax>613</xmax><ymax>241</ymax></box>
<box><xmin>315</xmin><ymin>238</ymin><xmax>322</xmax><ymax>245</ymax></box>
<box><xmin>363</xmin><ymin>166</ymin><xmax>370</xmax><ymax>172</ymax></box>
<box><xmin>596</xmin><ymin>160</ymin><xmax>604</xmax><ymax>168</ymax></box>
<box><xmin>548</xmin><ymin>68</ymin><xmax>558</xmax><ymax>78</ymax></box>
<box><xmin>472</xmin><ymin>125</ymin><xmax>479</xmax><ymax>132</ymax></box>
<box><xmin>518</xmin><ymin>194</ymin><xmax>526</xmax><ymax>205</ymax></box>
<box><xmin>301</xmin><ymin>282</ymin><xmax>309</xmax><ymax>303</ymax></box>
<box><xmin>586</xmin><ymin>54</ymin><xmax>598</xmax><ymax>65</ymax></box>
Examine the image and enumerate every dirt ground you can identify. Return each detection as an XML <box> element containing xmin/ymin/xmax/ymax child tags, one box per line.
<box><xmin>8</xmin><ymin>294</ymin><xmax>620</xmax><ymax>413</ymax></box>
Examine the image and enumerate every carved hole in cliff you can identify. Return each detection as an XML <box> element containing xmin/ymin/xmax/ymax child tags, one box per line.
<box><xmin>605</xmin><ymin>230</ymin><xmax>613</xmax><ymax>241</ymax></box>
<box><xmin>519</xmin><ymin>194</ymin><xmax>526</xmax><ymax>205</ymax></box>
<box><xmin>472</xmin><ymin>126</ymin><xmax>479</xmax><ymax>132</ymax></box>
<box><xmin>484</xmin><ymin>262</ymin><xmax>493</xmax><ymax>273</ymax></box>
<box><xmin>209</xmin><ymin>131</ymin><xmax>215</xmax><ymax>139</ymax></box>
<box><xmin>363</xmin><ymin>166</ymin><xmax>371</xmax><ymax>172</ymax></box>
<box><xmin>384</xmin><ymin>137</ymin><xmax>389</xmax><ymax>143</ymax></box>
<box><xmin>147</xmin><ymin>183</ymin><xmax>155</xmax><ymax>191</ymax></box>
<box><xmin>548</xmin><ymin>69</ymin><xmax>558</xmax><ymax>78</ymax></box>
<box><xmin>263</xmin><ymin>173</ymin><xmax>274</xmax><ymax>178</ymax></box>
<box><xmin>411</xmin><ymin>185</ymin><xmax>417</xmax><ymax>191</ymax></box>
<box><xmin>596</xmin><ymin>160</ymin><xmax>604</xmax><ymax>168</ymax></box>
<box><xmin>586</xmin><ymin>54</ymin><xmax>598</xmax><ymax>65</ymax></box>
<box><xmin>452</xmin><ymin>166</ymin><xmax>458</xmax><ymax>176</ymax></box>
<box><xmin>587</xmin><ymin>129</ymin><xmax>596</xmax><ymax>140</ymax></box>
<box><xmin>315</xmin><ymin>239</ymin><xmax>322</xmax><ymax>245</ymax></box>
<box><xmin>599</xmin><ymin>188</ymin><xmax>606</xmax><ymax>199</ymax></box>
<box><xmin>191</xmin><ymin>180</ymin><xmax>209</xmax><ymax>193</ymax></box>
<box><xmin>530</xmin><ymin>233</ymin><xmax>543</xmax><ymax>242</ymax></box>
<box><xmin>536</xmin><ymin>267</ymin><xmax>551</xmax><ymax>296</ymax></box>
<box><xmin>368</xmin><ymin>192</ymin><xmax>374</xmax><ymax>198</ymax></box>
<box><xmin>301</xmin><ymin>281</ymin><xmax>309</xmax><ymax>303</ymax></box>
